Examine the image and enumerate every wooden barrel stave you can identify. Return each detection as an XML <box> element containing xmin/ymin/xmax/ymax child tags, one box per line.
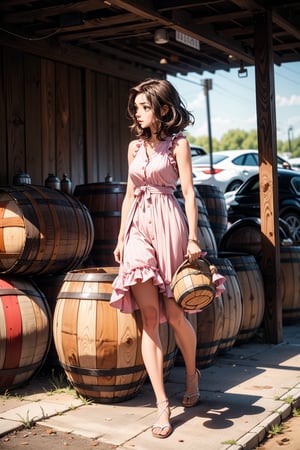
<box><xmin>175</xmin><ymin>191</ymin><xmax>218</xmax><ymax>257</ymax></box>
<box><xmin>209</xmin><ymin>257</ymin><xmax>243</xmax><ymax>353</ymax></box>
<box><xmin>194</xmin><ymin>183</ymin><xmax>228</xmax><ymax>248</ymax></box>
<box><xmin>0</xmin><ymin>277</ymin><xmax>51</xmax><ymax>392</ymax></box>
<box><xmin>219</xmin><ymin>252</ymin><xmax>265</xmax><ymax>344</ymax></box>
<box><xmin>280</xmin><ymin>246</ymin><xmax>300</xmax><ymax>323</ymax></box>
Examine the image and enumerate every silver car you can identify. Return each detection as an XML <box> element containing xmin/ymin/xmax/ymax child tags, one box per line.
<box><xmin>192</xmin><ymin>149</ymin><xmax>291</xmax><ymax>192</ymax></box>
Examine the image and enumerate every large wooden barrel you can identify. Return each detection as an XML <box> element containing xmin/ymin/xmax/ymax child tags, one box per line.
<box><xmin>53</xmin><ymin>267</ymin><xmax>147</xmax><ymax>403</ymax></box>
<box><xmin>280</xmin><ymin>246</ymin><xmax>300</xmax><ymax>323</ymax></box>
<box><xmin>175</xmin><ymin>188</ymin><xmax>218</xmax><ymax>257</ymax></box>
<box><xmin>0</xmin><ymin>185</ymin><xmax>94</xmax><ymax>275</ymax></box>
<box><xmin>73</xmin><ymin>182</ymin><xmax>126</xmax><ymax>266</ymax></box>
<box><xmin>32</xmin><ymin>273</ymin><xmax>66</xmax><ymax>367</ymax></box>
<box><xmin>0</xmin><ymin>277</ymin><xmax>51</xmax><ymax>392</ymax></box>
<box><xmin>176</xmin><ymin>296</ymin><xmax>224</xmax><ymax>369</ymax></box>
<box><xmin>194</xmin><ymin>184</ymin><xmax>228</xmax><ymax>248</ymax></box>
<box><xmin>209</xmin><ymin>257</ymin><xmax>243</xmax><ymax>353</ymax></box>
<box><xmin>219</xmin><ymin>252</ymin><xmax>265</xmax><ymax>344</ymax></box>
<box><xmin>220</xmin><ymin>217</ymin><xmax>293</xmax><ymax>258</ymax></box>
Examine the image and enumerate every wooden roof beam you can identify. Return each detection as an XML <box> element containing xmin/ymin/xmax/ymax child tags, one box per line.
<box><xmin>1</xmin><ymin>0</ymin><xmax>105</xmax><ymax>23</ymax></box>
<box><xmin>110</xmin><ymin>1</ymin><xmax>254</xmax><ymax>64</ymax></box>
<box><xmin>272</xmin><ymin>11</ymin><xmax>300</xmax><ymax>41</ymax></box>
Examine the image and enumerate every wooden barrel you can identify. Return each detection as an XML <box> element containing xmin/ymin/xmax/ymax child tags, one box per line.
<box><xmin>220</xmin><ymin>217</ymin><xmax>293</xmax><ymax>259</ymax></box>
<box><xmin>32</xmin><ymin>273</ymin><xmax>66</xmax><ymax>367</ymax></box>
<box><xmin>73</xmin><ymin>182</ymin><xmax>126</xmax><ymax>266</ymax></box>
<box><xmin>175</xmin><ymin>189</ymin><xmax>218</xmax><ymax>258</ymax></box>
<box><xmin>0</xmin><ymin>276</ymin><xmax>51</xmax><ymax>392</ymax></box>
<box><xmin>280</xmin><ymin>246</ymin><xmax>300</xmax><ymax>323</ymax></box>
<box><xmin>53</xmin><ymin>267</ymin><xmax>147</xmax><ymax>403</ymax></box>
<box><xmin>194</xmin><ymin>184</ymin><xmax>228</xmax><ymax>248</ymax></box>
<box><xmin>209</xmin><ymin>257</ymin><xmax>242</xmax><ymax>353</ymax></box>
<box><xmin>0</xmin><ymin>185</ymin><xmax>94</xmax><ymax>275</ymax></box>
<box><xmin>219</xmin><ymin>252</ymin><xmax>265</xmax><ymax>344</ymax></box>
<box><xmin>176</xmin><ymin>296</ymin><xmax>224</xmax><ymax>369</ymax></box>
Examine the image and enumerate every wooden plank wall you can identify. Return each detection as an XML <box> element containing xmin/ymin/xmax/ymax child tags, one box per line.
<box><xmin>0</xmin><ymin>46</ymin><xmax>134</xmax><ymax>190</ymax></box>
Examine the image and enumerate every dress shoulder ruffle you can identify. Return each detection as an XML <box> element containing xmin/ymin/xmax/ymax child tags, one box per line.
<box><xmin>166</xmin><ymin>132</ymin><xmax>187</xmax><ymax>173</ymax></box>
<box><xmin>132</xmin><ymin>139</ymin><xmax>143</xmax><ymax>158</ymax></box>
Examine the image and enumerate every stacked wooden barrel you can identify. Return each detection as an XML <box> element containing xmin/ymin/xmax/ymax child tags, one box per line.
<box><xmin>220</xmin><ymin>217</ymin><xmax>300</xmax><ymax>325</ymax></box>
<box><xmin>0</xmin><ymin>185</ymin><xmax>94</xmax><ymax>392</ymax></box>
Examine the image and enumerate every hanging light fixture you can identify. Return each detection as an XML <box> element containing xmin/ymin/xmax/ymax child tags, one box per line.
<box><xmin>238</xmin><ymin>61</ymin><xmax>248</xmax><ymax>78</ymax></box>
<box><xmin>154</xmin><ymin>29</ymin><xmax>169</xmax><ymax>44</ymax></box>
<box><xmin>160</xmin><ymin>57</ymin><xmax>168</xmax><ymax>64</ymax></box>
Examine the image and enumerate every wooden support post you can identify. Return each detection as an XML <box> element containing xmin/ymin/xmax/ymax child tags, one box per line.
<box><xmin>254</xmin><ymin>11</ymin><xmax>282</xmax><ymax>343</ymax></box>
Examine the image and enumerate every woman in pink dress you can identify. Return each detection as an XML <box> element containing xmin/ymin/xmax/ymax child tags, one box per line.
<box><xmin>111</xmin><ymin>78</ymin><xmax>201</xmax><ymax>439</ymax></box>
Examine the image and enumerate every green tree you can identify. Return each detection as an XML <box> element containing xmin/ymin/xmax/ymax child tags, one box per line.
<box><xmin>290</xmin><ymin>136</ymin><xmax>300</xmax><ymax>157</ymax></box>
<box><xmin>188</xmin><ymin>128</ymin><xmax>298</xmax><ymax>157</ymax></box>
<box><xmin>242</xmin><ymin>130</ymin><xmax>258</xmax><ymax>149</ymax></box>
<box><xmin>186</xmin><ymin>133</ymin><xmax>219</xmax><ymax>152</ymax></box>
<box><xmin>219</xmin><ymin>129</ymin><xmax>249</xmax><ymax>150</ymax></box>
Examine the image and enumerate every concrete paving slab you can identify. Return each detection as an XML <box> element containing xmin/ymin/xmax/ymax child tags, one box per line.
<box><xmin>1</xmin><ymin>400</ymin><xmax>79</xmax><ymax>423</ymax></box>
<box><xmin>0</xmin><ymin>419</ymin><xmax>23</xmax><ymax>437</ymax></box>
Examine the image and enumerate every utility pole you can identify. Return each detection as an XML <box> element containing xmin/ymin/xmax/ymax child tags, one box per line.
<box><xmin>288</xmin><ymin>126</ymin><xmax>293</xmax><ymax>155</ymax></box>
<box><xmin>202</xmin><ymin>79</ymin><xmax>213</xmax><ymax>170</ymax></box>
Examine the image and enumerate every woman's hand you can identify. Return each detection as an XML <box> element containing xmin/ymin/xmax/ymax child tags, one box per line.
<box><xmin>185</xmin><ymin>239</ymin><xmax>202</xmax><ymax>263</ymax></box>
<box><xmin>113</xmin><ymin>241</ymin><xmax>124</xmax><ymax>264</ymax></box>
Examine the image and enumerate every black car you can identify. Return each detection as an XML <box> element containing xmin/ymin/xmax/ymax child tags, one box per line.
<box><xmin>190</xmin><ymin>144</ymin><xmax>206</xmax><ymax>158</ymax></box>
<box><xmin>225</xmin><ymin>169</ymin><xmax>300</xmax><ymax>242</ymax></box>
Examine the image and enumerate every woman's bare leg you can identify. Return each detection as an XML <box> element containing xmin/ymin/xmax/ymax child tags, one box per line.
<box><xmin>164</xmin><ymin>298</ymin><xmax>200</xmax><ymax>402</ymax></box>
<box><xmin>131</xmin><ymin>280</ymin><xmax>171</xmax><ymax>436</ymax></box>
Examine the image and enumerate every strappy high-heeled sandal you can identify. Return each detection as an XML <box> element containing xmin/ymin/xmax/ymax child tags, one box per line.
<box><xmin>182</xmin><ymin>368</ymin><xmax>201</xmax><ymax>408</ymax></box>
<box><xmin>152</xmin><ymin>399</ymin><xmax>173</xmax><ymax>439</ymax></box>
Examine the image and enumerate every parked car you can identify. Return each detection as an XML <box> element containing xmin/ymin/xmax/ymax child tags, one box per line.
<box><xmin>288</xmin><ymin>157</ymin><xmax>300</xmax><ymax>172</ymax></box>
<box><xmin>190</xmin><ymin>144</ymin><xmax>206</xmax><ymax>158</ymax></box>
<box><xmin>225</xmin><ymin>169</ymin><xmax>300</xmax><ymax>242</ymax></box>
<box><xmin>192</xmin><ymin>149</ymin><xmax>291</xmax><ymax>192</ymax></box>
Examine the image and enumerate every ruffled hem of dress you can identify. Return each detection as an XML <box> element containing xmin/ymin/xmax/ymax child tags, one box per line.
<box><xmin>110</xmin><ymin>266</ymin><xmax>173</xmax><ymax>323</ymax></box>
<box><xmin>213</xmin><ymin>272</ymin><xmax>226</xmax><ymax>297</ymax></box>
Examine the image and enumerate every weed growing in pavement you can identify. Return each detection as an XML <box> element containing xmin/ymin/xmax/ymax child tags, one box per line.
<box><xmin>292</xmin><ymin>407</ymin><xmax>300</xmax><ymax>416</ymax></box>
<box><xmin>69</xmin><ymin>403</ymin><xmax>77</xmax><ymax>410</ymax></box>
<box><xmin>268</xmin><ymin>423</ymin><xmax>285</xmax><ymax>436</ymax></box>
<box><xmin>77</xmin><ymin>394</ymin><xmax>93</xmax><ymax>405</ymax></box>
<box><xmin>221</xmin><ymin>439</ymin><xmax>237</xmax><ymax>445</ymax></box>
<box><xmin>0</xmin><ymin>390</ymin><xmax>10</xmax><ymax>401</ymax></box>
<box><xmin>46</xmin><ymin>368</ymin><xmax>76</xmax><ymax>396</ymax></box>
<box><xmin>48</xmin><ymin>368</ymin><xmax>68</xmax><ymax>389</ymax></box>
<box><xmin>16</xmin><ymin>410</ymin><xmax>36</xmax><ymax>429</ymax></box>
<box><xmin>39</xmin><ymin>405</ymin><xmax>48</xmax><ymax>420</ymax></box>
<box><xmin>283</xmin><ymin>395</ymin><xmax>294</xmax><ymax>405</ymax></box>
<box><xmin>274</xmin><ymin>394</ymin><xmax>294</xmax><ymax>404</ymax></box>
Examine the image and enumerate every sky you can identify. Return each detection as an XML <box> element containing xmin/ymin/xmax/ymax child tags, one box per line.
<box><xmin>168</xmin><ymin>61</ymin><xmax>300</xmax><ymax>144</ymax></box>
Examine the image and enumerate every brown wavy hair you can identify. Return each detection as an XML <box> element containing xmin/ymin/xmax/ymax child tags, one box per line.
<box><xmin>127</xmin><ymin>78</ymin><xmax>194</xmax><ymax>140</ymax></box>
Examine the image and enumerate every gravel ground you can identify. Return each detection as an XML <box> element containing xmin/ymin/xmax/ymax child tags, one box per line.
<box><xmin>1</xmin><ymin>424</ymin><xmax>117</xmax><ymax>449</ymax></box>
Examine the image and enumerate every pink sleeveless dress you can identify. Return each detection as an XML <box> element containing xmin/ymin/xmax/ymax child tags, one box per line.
<box><xmin>110</xmin><ymin>133</ymin><xmax>188</xmax><ymax>323</ymax></box>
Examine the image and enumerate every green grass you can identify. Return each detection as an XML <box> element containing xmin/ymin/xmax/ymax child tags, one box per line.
<box><xmin>268</xmin><ymin>423</ymin><xmax>285</xmax><ymax>436</ymax></box>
